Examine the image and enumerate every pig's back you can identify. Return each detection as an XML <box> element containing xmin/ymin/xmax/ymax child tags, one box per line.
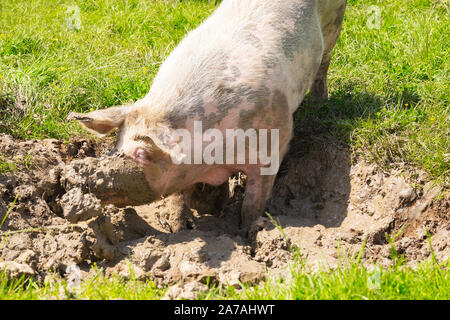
<box><xmin>145</xmin><ymin>0</ymin><xmax>324</xmax><ymax>127</ymax></box>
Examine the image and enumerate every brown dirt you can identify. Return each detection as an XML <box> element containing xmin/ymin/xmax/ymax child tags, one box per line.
<box><xmin>0</xmin><ymin>133</ymin><xmax>448</xmax><ymax>298</ymax></box>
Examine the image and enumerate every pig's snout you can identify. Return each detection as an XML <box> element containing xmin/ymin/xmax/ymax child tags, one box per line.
<box><xmin>64</xmin><ymin>155</ymin><xmax>162</xmax><ymax>207</ymax></box>
<box><xmin>96</xmin><ymin>156</ymin><xmax>161</xmax><ymax>206</ymax></box>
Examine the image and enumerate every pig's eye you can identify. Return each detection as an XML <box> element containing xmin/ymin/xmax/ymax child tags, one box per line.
<box><xmin>133</xmin><ymin>147</ymin><xmax>152</xmax><ymax>165</ymax></box>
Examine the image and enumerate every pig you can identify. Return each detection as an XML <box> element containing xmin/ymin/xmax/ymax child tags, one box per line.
<box><xmin>68</xmin><ymin>0</ymin><xmax>347</xmax><ymax>232</ymax></box>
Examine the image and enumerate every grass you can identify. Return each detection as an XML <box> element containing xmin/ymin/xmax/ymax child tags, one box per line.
<box><xmin>0</xmin><ymin>157</ymin><xmax>17</xmax><ymax>174</ymax></box>
<box><xmin>0</xmin><ymin>0</ymin><xmax>448</xmax><ymax>300</ymax></box>
<box><xmin>0</xmin><ymin>264</ymin><xmax>165</xmax><ymax>300</ymax></box>
<box><xmin>1</xmin><ymin>242</ymin><xmax>448</xmax><ymax>300</ymax></box>
<box><xmin>0</xmin><ymin>152</ymin><xmax>34</xmax><ymax>173</ymax></box>
<box><xmin>0</xmin><ymin>0</ymin><xmax>218</xmax><ymax>139</ymax></box>
<box><xmin>203</xmin><ymin>259</ymin><xmax>449</xmax><ymax>300</ymax></box>
<box><xmin>295</xmin><ymin>0</ymin><xmax>449</xmax><ymax>186</ymax></box>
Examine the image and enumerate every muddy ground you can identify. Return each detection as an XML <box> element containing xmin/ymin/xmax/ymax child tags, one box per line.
<box><xmin>0</xmin><ymin>132</ymin><xmax>448</xmax><ymax>299</ymax></box>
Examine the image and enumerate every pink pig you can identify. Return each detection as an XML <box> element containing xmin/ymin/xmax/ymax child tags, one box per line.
<box><xmin>68</xmin><ymin>0</ymin><xmax>347</xmax><ymax>232</ymax></box>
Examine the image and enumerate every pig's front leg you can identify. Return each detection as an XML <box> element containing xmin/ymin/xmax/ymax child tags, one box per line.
<box><xmin>240</xmin><ymin>171</ymin><xmax>277</xmax><ymax>231</ymax></box>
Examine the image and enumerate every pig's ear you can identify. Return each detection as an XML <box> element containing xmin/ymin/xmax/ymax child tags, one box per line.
<box><xmin>67</xmin><ymin>105</ymin><xmax>129</xmax><ymax>135</ymax></box>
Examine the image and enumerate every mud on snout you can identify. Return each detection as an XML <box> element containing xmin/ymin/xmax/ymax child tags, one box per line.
<box><xmin>61</xmin><ymin>155</ymin><xmax>161</xmax><ymax>208</ymax></box>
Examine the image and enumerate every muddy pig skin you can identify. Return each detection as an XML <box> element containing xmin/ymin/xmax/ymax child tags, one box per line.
<box><xmin>68</xmin><ymin>0</ymin><xmax>347</xmax><ymax>231</ymax></box>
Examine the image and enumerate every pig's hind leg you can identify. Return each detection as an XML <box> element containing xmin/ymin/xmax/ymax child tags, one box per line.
<box><xmin>310</xmin><ymin>4</ymin><xmax>347</xmax><ymax>103</ymax></box>
<box><xmin>310</xmin><ymin>57</ymin><xmax>331</xmax><ymax>103</ymax></box>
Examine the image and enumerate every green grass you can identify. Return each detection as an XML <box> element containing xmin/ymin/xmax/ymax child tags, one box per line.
<box><xmin>0</xmin><ymin>152</ymin><xmax>34</xmax><ymax>173</ymax></box>
<box><xmin>0</xmin><ymin>157</ymin><xmax>17</xmax><ymax>174</ymax></box>
<box><xmin>295</xmin><ymin>0</ymin><xmax>449</xmax><ymax>186</ymax></box>
<box><xmin>0</xmin><ymin>0</ymin><xmax>218</xmax><ymax>139</ymax></box>
<box><xmin>1</xmin><ymin>247</ymin><xmax>448</xmax><ymax>300</ymax></box>
<box><xmin>0</xmin><ymin>264</ymin><xmax>165</xmax><ymax>300</ymax></box>
<box><xmin>204</xmin><ymin>260</ymin><xmax>449</xmax><ymax>300</ymax></box>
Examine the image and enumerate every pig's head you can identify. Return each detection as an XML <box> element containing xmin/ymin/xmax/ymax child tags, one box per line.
<box><xmin>68</xmin><ymin>103</ymin><xmax>190</xmax><ymax>204</ymax></box>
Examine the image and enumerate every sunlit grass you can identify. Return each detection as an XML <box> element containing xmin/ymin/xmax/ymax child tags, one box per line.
<box><xmin>1</xmin><ymin>244</ymin><xmax>448</xmax><ymax>300</ymax></box>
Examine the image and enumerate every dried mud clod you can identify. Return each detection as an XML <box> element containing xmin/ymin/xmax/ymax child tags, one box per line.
<box><xmin>0</xmin><ymin>133</ymin><xmax>448</xmax><ymax>298</ymax></box>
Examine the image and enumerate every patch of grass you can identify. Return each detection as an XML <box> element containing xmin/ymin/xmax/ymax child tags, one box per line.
<box><xmin>204</xmin><ymin>258</ymin><xmax>449</xmax><ymax>300</ymax></box>
<box><xmin>0</xmin><ymin>152</ymin><xmax>34</xmax><ymax>173</ymax></box>
<box><xmin>0</xmin><ymin>0</ymin><xmax>217</xmax><ymax>140</ymax></box>
<box><xmin>0</xmin><ymin>157</ymin><xmax>17</xmax><ymax>173</ymax></box>
<box><xmin>295</xmin><ymin>0</ymin><xmax>449</xmax><ymax>186</ymax></box>
<box><xmin>1</xmin><ymin>242</ymin><xmax>448</xmax><ymax>300</ymax></box>
<box><xmin>0</xmin><ymin>263</ymin><xmax>165</xmax><ymax>300</ymax></box>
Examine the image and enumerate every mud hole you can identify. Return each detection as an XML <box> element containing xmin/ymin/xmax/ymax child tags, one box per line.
<box><xmin>0</xmin><ymin>133</ymin><xmax>448</xmax><ymax>298</ymax></box>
